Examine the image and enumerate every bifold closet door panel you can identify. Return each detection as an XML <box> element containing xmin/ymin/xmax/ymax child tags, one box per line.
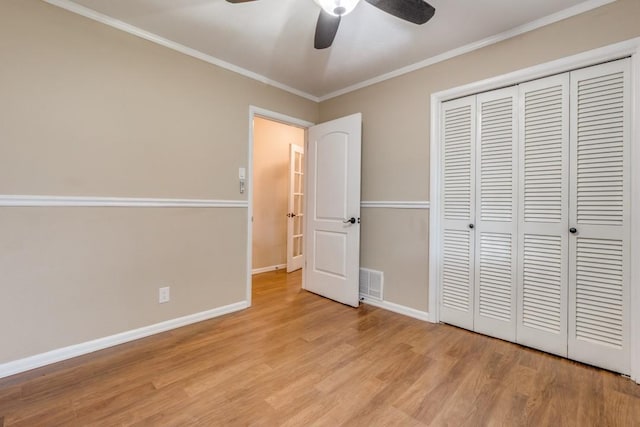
<box><xmin>440</xmin><ymin>96</ymin><xmax>476</xmax><ymax>330</ymax></box>
<box><xmin>516</xmin><ymin>74</ymin><xmax>570</xmax><ymax>357</ymax></box>
<box><xmin>473</xmin><ymin>87</ymin><xmax>518</xmax><ymax>342</ymax></box>
<box><xmin>568</xmin><ymin>59</ymin><xmax>631</xmax><ymax>375</ymax></box>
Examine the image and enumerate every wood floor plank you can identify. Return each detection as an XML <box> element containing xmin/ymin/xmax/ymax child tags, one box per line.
<box><xmin>0</xmin><ymin>269</ymin><xmax>639</xmax><ymax>426</ymax></box>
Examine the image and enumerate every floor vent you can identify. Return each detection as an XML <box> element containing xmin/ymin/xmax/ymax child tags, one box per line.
<box><xmin>359</xmin><ymin>268</ymin><xmax>383</xmax><ymax>300</ymax></box>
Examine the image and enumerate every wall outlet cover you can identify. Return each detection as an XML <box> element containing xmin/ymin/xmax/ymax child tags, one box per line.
<box><xmin>159</xmin><ymin>286</ymin><xmax>170</xmax><ymax>304</ymax></box>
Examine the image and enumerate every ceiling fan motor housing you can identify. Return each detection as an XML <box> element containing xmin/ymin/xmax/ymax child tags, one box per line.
<box><xmin>227</xmin><ymin>0</ymin><xmax>436</xmax><ymax>50</ymax></box>
<box><xmin>334</xmin><ymin>6</ymin><xmax>346</xmax><ymax>15</ymax></box>
<box><xmin>315</xmin><ymin>0</ymin><xmax>361</xmax><ymax>17</ymax></box>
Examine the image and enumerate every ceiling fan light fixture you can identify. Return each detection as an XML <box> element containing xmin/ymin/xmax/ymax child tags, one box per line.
<box><xmin>315</xmin><ymin>0</ymin><xmax>360</xmax><ymax>17</ymax></box>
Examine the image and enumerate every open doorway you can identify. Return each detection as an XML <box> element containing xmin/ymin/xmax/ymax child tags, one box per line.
<box><xmin>246</xmin><ymin>107</ymin><xmax>362</xmax><ymax>308</ymax></box>
<box><xmin>251</xmin><ymin>116</ymin><xmax>305</xmax><ymax>275</ymax></box>
<box><xmin>245</xmin><ymin>107</ymin><xmax>314</xmax><ymax>306</ymax></box>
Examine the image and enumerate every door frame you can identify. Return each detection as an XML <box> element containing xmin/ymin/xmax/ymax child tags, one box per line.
<box><xmin>429</xmin><ymin>37</ymin><xmax>640</xmax><ymax>383</ymax></box>
<box><xmin>246</xmin><ymin>106</ymin><xmax>314</xmax><ymax>306</ymax></box>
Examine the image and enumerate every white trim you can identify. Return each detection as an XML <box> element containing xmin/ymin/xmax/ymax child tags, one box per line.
<box><xmin>429</xmin><ymin>37</ymin><xmax>640</xmax><ymax>381</ymax></box>
<box><xmin>630</xmin><ymin>45</ymin><xmax>640</xmax><ymax>384</ymax></box>
<box><xmin>252</xmin><ymin>264</ymin><xmax>286</xmax><ymax>275</ymax></box>
<box><xmin>42</xmin><ymin>0</ymin><xmax>319</xmax><ymax>103</ymax></box>
<box><xmin>431</xmin><ymin>38</ymin><xmax>640</xmax><ymax>104</ymax></box>
<box><xmin>428</xmin><ymin>90</ymin><xmax>442</xmax><ymax>325</ymax></box>
<box><xmin>360</xmin><ymin>296</ymin><xmax>430</xmax><ymax>322</ymax></box>
<box><xmin>43</xmin><ymin>0</ymin><xmax>614</xmax><ymax>102</ymax></box>
<box><xmin>0</xmin><ymin>300</ymin><xmax>249</xmax><ymax>379</ymax></box>
<box><xmin>0</xmin><ymin>195</ymin><xmax>248</xmax><ymax>208</ymax></box>
<box><xmin>319</xmin><ymin>0</ymin><xmax>615</xmax><ymax>100</ymax></box>
<box><xmin>360</xmin><ymin>201</ymin><xmax>429</xmax><ymax>209</ymax></box>
<box><xmin>246</xmin><ymin>106</ymin><xmax>315</xmax><ymax>307</ymax></box>
<box><xmin>251</xmin><ymin>107</ymin><xmax>315</xmax><ymax>129</ymax></box>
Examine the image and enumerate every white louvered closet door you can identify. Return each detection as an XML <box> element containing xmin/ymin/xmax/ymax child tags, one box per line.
<box><xmin>516</xmin><ymin>74</ymin><xmax>570</xmax><ymax>357</ymax></box>
<box><xmin>473</xmin><ymin>87</ymin><xmax>518</xmax><ymax>342</ymax></box>
<box><xmin>440</xmin><ymin>96</ymin><xmax>476</xmax><ymax>330</ymax></box>
<box><xmin>568</xmin><ymin>59</ymin><xmax>631</xmax><ymax>374</ymax></box>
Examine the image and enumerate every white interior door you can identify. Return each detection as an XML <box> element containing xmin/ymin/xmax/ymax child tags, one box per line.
<box><xmin>287</xmin><ymin>144</ymin><xmax>304</xmax><ymax>272</ymax></box>
<box><xmin>516</xmin><ymin>73</ymin><xmax>570</xmax><ymax>357</ymax></box>
<box><xmin>304</xmin><ymin>113</ymin><xmax>362</xmax><ymax>307</ymax></box>
<box><xmin>473</xmin><ymin>87</ymin><xmax>518</xmax><ymax>342</ymax></box>
<box><xmin>439</xmin><ymin>96</ymin><xmax>476</xmax><ymax>330</ymax></box>
<box><xmin>568</xmin><ymin>59</ymin><xmax>631</xmax><ymax>374</ymax></box>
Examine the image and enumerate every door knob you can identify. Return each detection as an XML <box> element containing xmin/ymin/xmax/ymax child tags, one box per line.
<box><xmin>343</xmin><ymin>217</ymin><xmax>356</xmax><ymax>224</ymax></box>
<box><xmin>569</xmin><ymin>227</ymin><xmax>577</xmax><ymax>234</ymax></box>
<box><xmin>469</xmin><ymin>224</ymin><xmax>474</xmax><ymax>229</ymax></box>
<box><xmin>287</xmin><ymin>213</ymin><xmax>296</xmax><ymax>218</ymax></box>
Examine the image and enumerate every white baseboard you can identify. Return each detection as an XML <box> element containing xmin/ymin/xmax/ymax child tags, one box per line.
<box><xmin>0</xmin><ymin>300</ymin><xmax>249</xmax><ymax>379</ymax></box>
<box><xmin>360</xmin><ymin>296</ymin><xmax>432</xmax><ymax>322</ymax></box>
<box><xmin>252</xmin><ymin>264</ymin><xmax>286</xmax><ymax>275</ymax></box>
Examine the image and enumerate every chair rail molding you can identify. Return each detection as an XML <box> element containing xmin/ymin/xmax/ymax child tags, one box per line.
<box><xmin>360</xmin><ymin>201</ymin><xmax>430</xmax><ymax>209</ymax></box>
<box><xmin>0</xmin><ymin>195</ymin><xmax>248</xmax><ymax>208</ymax></box>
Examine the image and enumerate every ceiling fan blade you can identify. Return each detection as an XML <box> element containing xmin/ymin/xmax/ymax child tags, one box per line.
<box><xmin>314</xmin><ymin>10</ymin><xmax>341</xmax><ymax>49</ymax></box>
<box><xmin>226</xmin><ymin>0</ymin><xmax>257</xmax><ymax>3</ymax></box>
<box><xmin>365</xmin><ymin>0</ymin><xmax>435</xmax><ymax>24</ymax></box>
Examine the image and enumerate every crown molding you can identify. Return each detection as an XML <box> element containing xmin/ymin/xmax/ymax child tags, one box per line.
<box><xmin>318</xmin><ymin>0</ymin><xmax>617</xmax><ymax>101</ymax></box>
<box><xmin>42</xmin><ymin>0</ymin><xmax>616</xmax><ymax>103</ymax></box>
<box><xmin>41</xmin><ymin>0</ymin><xmax>321</xmax><ymax>103</ymax></box>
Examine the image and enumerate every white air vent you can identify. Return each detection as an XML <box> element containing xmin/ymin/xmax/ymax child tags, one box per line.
<box><xmin>359</xmin><ymin>268</ymin><xmax>383</xmax><ymax>300</ymax></box>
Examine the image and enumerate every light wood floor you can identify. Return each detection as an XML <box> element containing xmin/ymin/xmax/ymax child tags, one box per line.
<box><xmin>1</xmin><ymin>270</ymin><xmax>639</xmax><ymax>426</ymax></box>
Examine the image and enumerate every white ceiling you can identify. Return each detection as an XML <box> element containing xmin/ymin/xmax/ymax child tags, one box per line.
<box><xmin>56</xmin><ymin>0</ymin><xmax>612</xmax><ymax>100</ymax></box>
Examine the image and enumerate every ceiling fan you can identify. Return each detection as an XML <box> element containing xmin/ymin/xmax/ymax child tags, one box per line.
<box><xmin>226</xmin><ymin>0</ymin><xmax>436</xmax><ymax>49</ymax></box>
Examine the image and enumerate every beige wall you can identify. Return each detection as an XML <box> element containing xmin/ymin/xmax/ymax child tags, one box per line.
<box><xmin>252</xmin><ymin>117</ymin><xmax>305</xmax><ymax>270</ymax></box>
<box><xmin>319</xmin><ymin>0</ymin><xmax>640</xmax><ymax>312</ymax></box>
<box><xmin>361</xmin><ymin>208</ymin><xmax>429</xmax><ymax>310</ymax></box>
<box><xmin>0</xmin><ymin>208</ymin><xmax>246</xmax><ymax>362</ymax></box>
<box><xmin>0</xmin><ymin>0</ymin><xmax>317</xmax><ymax>364</ymax></box>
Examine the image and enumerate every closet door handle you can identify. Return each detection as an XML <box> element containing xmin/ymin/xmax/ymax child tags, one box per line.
<box><xmin>468</xmin><ymin>224</ymin><xmax>475</xmax><ymax>229</ymax></box>
<box><xmin>569</xmin><ymin>227</ymin><xmax>577</xmax><ymax>234</ymax></box>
